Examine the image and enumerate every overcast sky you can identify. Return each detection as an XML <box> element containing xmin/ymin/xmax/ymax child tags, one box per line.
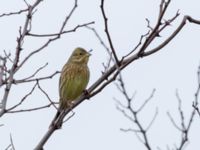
<box><xmin>1</xmin><ymin>0</ymin><xmax>200</xmax><ymax>150</ymax></box>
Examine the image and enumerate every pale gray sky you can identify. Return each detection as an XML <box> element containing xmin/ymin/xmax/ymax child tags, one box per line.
<box><xmin>0</xmin><ymin>0</ymin><xmax>200</xmax><ymax>150</ymax></box>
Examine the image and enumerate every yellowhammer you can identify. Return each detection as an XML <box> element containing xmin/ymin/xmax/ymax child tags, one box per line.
<box><xmin>59</xmin><ymin>47</ymin><xmax>90</xmax><ymax>109</ymax></box>
<box><xmin>51</xmin><ymin>47</ymin><xmax>90</xmax><ymax>127</ymax></box>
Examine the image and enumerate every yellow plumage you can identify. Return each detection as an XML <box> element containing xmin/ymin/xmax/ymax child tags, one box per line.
<box><xmin>59</xmin><ymin>47</ymin><xmax>90</xmax><ymax>109</ymax></box>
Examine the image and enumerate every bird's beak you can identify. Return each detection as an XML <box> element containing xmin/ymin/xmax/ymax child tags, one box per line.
<box><xmin>87</xmin><ymin>49</ymin><xmax>92</xmax><ymax>57</ymax></box>
<box><xmin>87</xmin><ymin>53</ymin><xmax>91</xmax><ymax>57</ymax></box>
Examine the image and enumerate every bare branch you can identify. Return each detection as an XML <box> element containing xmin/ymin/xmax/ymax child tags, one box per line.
<box><xmin>27</xmin><ymin>22</ymin><xmax>94</xmax><ymax>37</ymax></box>
<box><xmin>4</xmin><ymin>134</ymin><xmax>15</xmax><ymax>150</ymax></box>
<box><xmin>167</xmin><ymin>112</ymin><xmax>182</xmax><ymax>131</ymax></box>
<box><xmin>89</xmin><ymin>70</ymin><xmax>120</xmax><ymax>97</ymax></box>
<box><xmin>63</xmin><ymin>111</ymin><xmax>75</xmax><ymax>123</ymax></box>
<box><xmin>116</xmin><ymin>105</ymin><xmax>135</xmax><ymax>122</ymax></box>
<box><xmin>0</xmin><ymin>0</ymin><xmax>44</xmax><ymax>117</ymax></box>
<box><xmin>158</xmin><ymin>10</ymin><xmax>180</xmax><ymax>33</ymax></box>
<box><xmin>10</xmin><ymin>134</ymin><xmax>15</xmax><ymax>150</ymax></box>
<box><xmin>20</xmin><ymin>63</ymin><xmax>48</xmax><ymax>81</ymax></box>
<box><xmin>123</xmin><ymin>30</ymin><xmax>150</xmax><ymax>59</ymax></box>
<box><xmin>115</xmin><ymin>73</ymin><xmax>156</xmax><ymax>150</ymax></box>
<box><xmin>143</xmin><ymin>15</ymin><xmax>200</xmax><ymax>57</ymax></box>
<box><xmin>137</xmin><ymin>89</ymin><xmax>156</xmax><ymax>113</ymax></box>
<box><xmin>100</xmin><ymin>0</ymin><xmax>119</xmax><ymax>64</ymax></box>
<box><xmin>33</xmin><ymin>0</ymin><xmax>200</xmax><ymax>148</ymax></box>
<box><xmin>146</xmin><ymin>18</ymin><xmax>153</xmax><ymax>31</ymax></box>
<box><xmin>37</xmin><ymin>81</ymin><xmax>58</xmax><ymax>110</ymax></box>
<box><xmin>7</xmin><ymin>103</ymin><xmax>54</xmax><ymax>113</ymax></box>
<box><xmin>193</xmin><ymin>65</ymin><xmax>200</xmax><ymax>116</ymax></box>
<box><xmin>176</xmin><ymin>90</ymin><xmax>186</xmax><ymax>131</ymax></box>
<box><xmin>85</xmin><ymin>26</ymin><xmax>110</xmax><ymax>52</ymax></box>
<box><xmin>6</xmin><ymin>82</ymin><xmax>37</xmax><ymax>112</ymax></box>
<box><xmin>168</xmin><ymin>89</ymin><xmax>197</xmax><ymax>150</ymax></box>
<box><xmin>146</xmin><ymin>108</ymin><xmax>158</xmax><ymax>131</ymax></box>
<box><xmin>85</xmin><ymin>26</ymin><xmax>113</xmax><ymax>72</ymax></box>
<box><xmin>193</xmin><ymin>105</ymin><xmax>200</xmax><ymax>116</ymax></box>
<box><xmin>16</xmin><ymin>0</ymin><xmax>79</xmax><ymax>73</ymax></box>
<box><xmin>5</xmin><ymin>144</ymin><xmax>12</xmax><ymax>150</ymax></box>
<box><xmin>120</xmin><ymin>128</ymin><xmax>141</xmax><ymax>133</ymax></box>
<box><xmin>59</xmin><ymin>0</ymin><xmax>77</xmax><ymax>35</ymax></box>
<box><xmin>138</xmin><ymin>0</ymin><xmax>172</xmax><ymax>55</ymax></box>
<box><xmin>0</xmin><ymin>8</ymin><xmax>28</xmax><ymax>18</ymax></box>
<box><xmin>14</xmin><ymin>71</ymin><xmax>60</xmax><ymax>84</ymax></box>
<box><xmin>0</xmin><ymin>55</ymin><xmax>7</xmax><ymax>86</ymax></box>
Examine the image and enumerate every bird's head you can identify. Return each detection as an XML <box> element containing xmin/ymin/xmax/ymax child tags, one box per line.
<box><xmin>68</xmin><ymin>47</ymin><xmax>91</xmax><ymax>65</ymax></box>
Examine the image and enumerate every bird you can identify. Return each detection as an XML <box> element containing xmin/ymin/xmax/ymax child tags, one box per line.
<box><xmin>50</xmin><ymin>47</ymin><xmax>91</xmax><ymax>127</ymax></box>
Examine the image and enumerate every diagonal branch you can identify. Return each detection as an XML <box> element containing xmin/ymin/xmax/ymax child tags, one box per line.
<box><xmin>17</xmin><ymin>63</ymin><xmax>48</xmax><ymax>81</ymax></box>
<box><xmin>37</xmin><ymin>81</ymin><xmax>58</xmax><ymax>110</ymax></box>
<box><xmin>34</xmin><ymin>13</ymin><xmax>200</xmax><ymax>149</ymax></box>
<box><xmin>138</xmin><ymin>0</ymin><xmax>172</xmax><ymax>55</ymax></box>
<box><xmin>100</xmin><ymin>0</ymin><xmax>119</xmax><ymax>64</ymax></box>
<box><xmin>16</xmin><ymin>0</ymin><xmax>78</xmax><ymax>72</ymax></box>
<box><xmin>143</xmin><ymin>15</ymin><xmax>200</xmax><ymax>57</ymax></box>
<box><xmin>193</xmin><ymin>65</ymin><xmax>200</xmax><ymax>116</ymax></box>
<box><xmin>27</xmin><ymin>22</ymin><xmax>94</xmax><ymax>37</ymax></box>
<box><xmin>7</xmin><ymin>103</ymin><xmax>54</xmax><ymax>113</ymax></box>
<box><xmin>0</xmin><ymin>0</ymin><xmax>43</xmax><ymax>117</ymax></box>
<box><xmin>115</xmin><ymin>73</ymin><xmax>156</xmax><ymax>150</ymax></box>
<box><xmin>14</xmin><ymin>71</ymin><xmax>60</xmax><ymax>84</ymax></box>
<box><xmin>34</xmin><ymin>0</ymin><xmax>200</xmax><ymax>149</ymax></box>
<box><xmin>0</xmin><ymin>8</ymin><xmax>28</xmax><ymax>18</ymax></box>
<box><xmin>6</xmin><ymin>82</ymin><xmax>38</xmax><ymax>112</ymax></box>
<box><xmin>168</xmin><ymin>89</ymin><xmax>197</xmax><ymax>150</ymax></box>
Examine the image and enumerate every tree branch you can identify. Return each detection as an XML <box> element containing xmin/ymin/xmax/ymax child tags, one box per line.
<box><xmin>115</xmin><ymin>73</ymin><xmax>156</xmax><ymax>150</ymax></box>
<box><xmin>0</xmin><ymin>0</ymin><xmax>43</xmax><ymax>117</ymax></box>
<box><xmin>193</xmin><ymin>65</ymin><xmax>200</xmax><ymax>116</ymax></box>
<box><xmin>27</xmin><ymin>22</ymin><xmax>95</xmax><ymax>37</ymax></box>
<box><xmin>100</xmin><ymin>0</ymin><xmax>119</xmax><ymax>64</ymax></box>
<box><xmin>0</xmin><ymin>8</ymin><xmax>28</xmax><ymax>18</ymax></box>
<box><xmin>168</xmin><ymin>90</ymin><xmax>197</xmax><ymax>150</ymax></box>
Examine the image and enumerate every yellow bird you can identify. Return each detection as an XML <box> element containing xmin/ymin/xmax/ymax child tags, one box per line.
<box><xmin>51</xmin><ymin>47</ymin><xmax>91</xmax><ymax>127</ymax></box>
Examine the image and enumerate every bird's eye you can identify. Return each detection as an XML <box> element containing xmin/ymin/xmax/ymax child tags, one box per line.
<box><xmin>79</xmin><ymin>52</ymin><xmax>83</xmax><ymax>55</ymax></box>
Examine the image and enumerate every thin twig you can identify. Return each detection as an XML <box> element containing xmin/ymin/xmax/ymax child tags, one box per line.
<box><xmin>176</xmin><ymin>90</ymin><xmax>186</xmax><ymax>131</ymax></box>
<box><xmin>15</xmin><ymin>71</ymin><xmax>60</xmax><ymax>84</ymax></box>
<box><xmin>100</xmin><ymin>0</ymin><xmax>119</xmax><ymax>64</ymax></box>
<box><xmin>167</xmin><ymin>112</ymin><xmax>182</xmax><ymax>131</ymax></box>
<box><xmin>0</xmin><ymin>0</ymin><xmax>43</xmax><ymax>117</ymax></box>
<box><xmin>6</xmin><ymin>82</ymin><xmax>38</xmax><ymax>111</ymax></box>
<box><xmin>7</xmin><ymin>103</ymin><xmax>54</xmax><ymax>113</ymax></box>
<box><xmin>10</xmin><ymin>134</ymin><xmax>15</xmax><ymax>150</ymax></box>
<box><xmin>168</xmin><ymin>88</ymin><xmax>197</xmax><ymax>150</ymax></box>
<box><xmin>193</xmin><ymin>65</ymin><xmax>200</xmax><ymax>116</ymax></box>
<box><xmin>120</xmin><ymin>128</ymin><xmax>141</xmax><ymax>133</ymax></box>
<box><xmin>85</xmin><ymin>26</ymin><xmax>113</xmax><ymax>71</ymax></box>
<box><xmin>115</xmin><ymin>73</ymin><xmax>156</xmax><ymax>150</ymax></box>
<box><xmin>16</xmin><ymin>0</ymin><xmax>79</xmax><ymax>73</ymax></box>
<box><xmin>123</xmin><ymin>30</ymin><xmax>150</xmax><ymax>59</ymax></box>
<box><xmin>37</xmin><ymin>81</ymin><xmax>58</xmax><ymax>110</ymax></box>
<box><xmin>146</xmin><ymin>108</ymin><xmax>158</xmax><ymax>131</ymax></box>
<box><xmin>0</xmin><ymin>8</ymin><xmax>28</xmax><ymax>18</ymax></box>
<box><xmin>138</xmin><ymin>0</ymin><xmax>172</xmax><ymax>55</ymax></box>
<box><xmin>137</xmin><ymin>89</ymin><xmax>156</xmax><ymax>113</ymax></box>
<box><xmin>19</xmin><ymin>63</ymin><xmax>48</xmax><ymax>81</ymax></box>
<box><xmin>27</xmin><ymin>22</ymin><xmax>94</xmax><ymax>37</ymax></box>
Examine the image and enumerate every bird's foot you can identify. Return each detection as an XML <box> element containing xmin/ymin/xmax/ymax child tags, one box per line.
<box><xmin>83</xmin><ymin>89</ymin><xmax>90</xmax><ymax>100</ymax></box>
